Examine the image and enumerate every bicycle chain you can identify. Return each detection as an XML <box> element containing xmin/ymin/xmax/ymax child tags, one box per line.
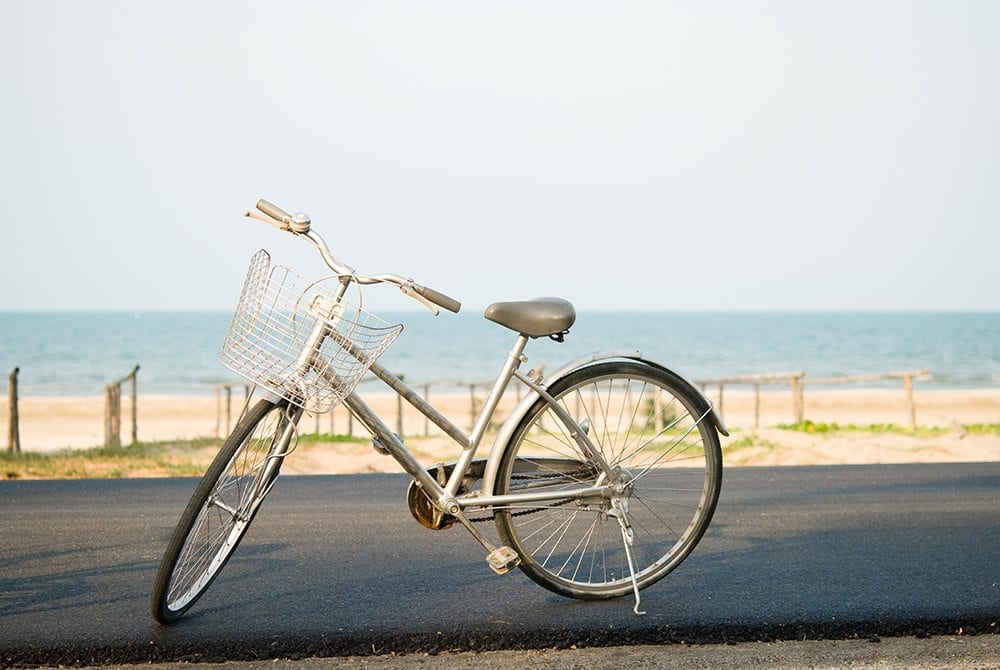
<box><xmin>465</xmin><ymin>468</ymin><xmax>593</xmax><ymax>523</ymax></box>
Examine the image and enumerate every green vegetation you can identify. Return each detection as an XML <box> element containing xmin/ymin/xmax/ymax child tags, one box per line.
<box><xmin>1</xmin><ymin>438</ymin><xmax>222</xmax><ymax>480</ymax></box>
<box><xmin>722</xmin><ymin>434</ymin><xmax>780</xmax><ymax>466</ymax></box>
<box><xmin>295</xmin><ymin>432</ymin><xmax>369</xmax><ymax>445</ymax></box>
<box><xmin>961</xmin><ymin>424</ymin><xmax>1000</xmax><ymax>436</ymax></box>
<box><xmin>726</xmin><ymin>436</ymin><xmax>757</xmax><ymax>449</ymax></box>
<box><xmin>1</xmin><ymin>433</ymin><xmax>371</xmax><ymax>480</ymax></box>
<box><xmin>646</xmin><ymin>398</ymin><xmax>679</xmax><ymax>427</ymax></box>
<box><xmin>776</xmin><ymin>420</ymin><xmax>1000</xmax><ymax>437</ymax></box>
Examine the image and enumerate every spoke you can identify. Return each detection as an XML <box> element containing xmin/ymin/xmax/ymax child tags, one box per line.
<box><xmin>538</xmin><ymin>510</ymin><xmax>580</xmax><ymax>567</ymax></box>
<box><xmin>604</xmin><ymin>378</ymin><xmax>629</xmax><ymax>465</ymax></box>
<box><xmin>630</xmin><ymin>495</ymin><xmax>699</xmax><ymax>510</ymax></box>
<box><xmin>585</xmin><ymin>520</ymin><xmax>600</xmax><ymax>584</ymax></box>
<box><xmin>208</xmin><ymin>496</ymin><xmax>238</xmax><ymax>517</ymax></box>
<box><xmin>615</xmin><ymin>382</ymin><xmax>665</xmax><ymax>466</ymax></box>
<box><xmin>634</xmin><ymin>485</ymin><xmax>705</xmax><ymax>493</ymax></box>
<box><xmin>628</xmin><ymin>410</ymin><xmax>710</xmax><ymax>483</ymax></box>
<box><xmin>614</xmin><ymin>380</ymin><xmax>648</xmax><ymax>464</ymax></box>
<box><xmin>521</xmin><ymin>430</ymin><xmax>578</xmax><ymax>461</ymax></box>
<box><xmin>597</xmin><ymin>515</ymin><xmax>609</xmax><ymax>584</ymax></box>
<box><xmin>517</xmin><ymin>510</ymin><xmax>569</xmax><ymax>545</ymax></box>
<box><xmin>631</xmin><ymin>493</ymin><xmax>683</xmax><ymax>539</ymax></box>
<box><xmin>511</xmin><ymin>458</ymin><xmax>596</xmax><ymax>487</ymax></box>
<box><xmin>570</xmin><ymin>387</ymin><xmax>597</xmax><ymax>456</ymax></box>
<box><xmin>559</xmin><ymin>514</ymin><xmax>601</xmax><ymax>579</ymax></box>
<box><xmin>618</xmin><ymin>407</ymin><xmax>691</xmax><ymax>467</ymax></box>
<box><xmin>633</xmin><ymin>451</ymin><xmax>707</xmax><ymax>469</ymax></box>
<box><xmin>571</xmin><ymin>518</ymin><xmax>601</xmax><ymax>583</ymax></box>
<box><xmin>627</xmin><ymin>439</ymin><xmax>696</xmax><ymax>474</ymax></box>
<box><xmin>598</xmin><ymin>379</ymin><xmax>614</xmax><ymax>462</ymax></box>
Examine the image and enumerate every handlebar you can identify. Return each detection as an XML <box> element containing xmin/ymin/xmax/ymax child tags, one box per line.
<box><xmin>244</xmin><ymin>199</ymin><xmax>461</xmax><ymax>315</ymax></box>
<box><xmin>413</xmin><ymin>284</ymin><xmax>462</xmax><ymax>314</ymax></box>
<box><xmin>256</xmin><ymin>199</ymin><xmax>292</xmax><ymax>224</ymax></box>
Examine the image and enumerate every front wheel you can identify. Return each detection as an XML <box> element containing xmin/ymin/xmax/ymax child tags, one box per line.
<box><xmin>494</xmin><ymin>361</ymin><xmax>722</xmax><ymax>600</ymax></box>
<box><xmin>151</xmin><ymin>398</ymin><xmax>296</xmax><ymax>624</ymax></box>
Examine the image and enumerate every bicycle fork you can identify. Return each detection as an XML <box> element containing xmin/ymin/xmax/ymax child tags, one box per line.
<box><xmin>247</xmin><ymin>405</ymin><xmax>304</xmax><ymax>510</ymax></box>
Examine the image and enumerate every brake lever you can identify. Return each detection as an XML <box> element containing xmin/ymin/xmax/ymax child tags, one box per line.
<box><xmin>400</xmin><ymin>284</ymin><xmax>440</xmax><ymax>316</ymax></box>
<box><xmin>244</xmin><ymin>209</ymin><xmax>290</xmax><ymax>231</ymax></box>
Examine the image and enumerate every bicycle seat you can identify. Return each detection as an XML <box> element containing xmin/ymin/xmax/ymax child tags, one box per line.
<box><xmin>484</xmin><ymin>297</ymin><xmax>576</xmax><ymax>338</ymax></box>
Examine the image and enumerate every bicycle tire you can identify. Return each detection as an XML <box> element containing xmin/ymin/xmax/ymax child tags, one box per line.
<box><xmin>494</xmin><ymin>361</ymin><xmax>722</xmax><ymax>600</ymax></box>
<box><xmin>151</xmin><ymin>398</ymin><xmax>292</xmax><ymax>624</ymax></box>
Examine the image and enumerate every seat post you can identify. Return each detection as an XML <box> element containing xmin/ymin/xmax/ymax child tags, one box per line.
<box><xmin>467</xmin><ymin>334</ymin><xmax>528</xmax><ymax>449</ymax></box>
<box><xmin>445</xmin><ymin>334</ymin><xmax>529</xmax><ymax>498</ymax></box>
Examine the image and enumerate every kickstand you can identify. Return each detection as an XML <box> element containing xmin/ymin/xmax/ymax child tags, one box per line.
<box><xmin>609</xmin><ymin>501</ymin><xmax>646</xmax><ymax>616</ymax></box>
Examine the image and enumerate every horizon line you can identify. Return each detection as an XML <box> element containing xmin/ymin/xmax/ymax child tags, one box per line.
<box><xmin>2</xmin><ymin>307</ymin><xmax>999</xmax><ymax>315</ymax></box>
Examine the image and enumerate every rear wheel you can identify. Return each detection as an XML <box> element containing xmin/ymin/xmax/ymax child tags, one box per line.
<box><xmin>151</xmin><ymin>399</ymin><xmax>296</xmax><ymax>623</ymax></box>
<box><xmin>494</xmin><ymin>361</ymin><xmax>722</xmax><ymax>599</ymax></box>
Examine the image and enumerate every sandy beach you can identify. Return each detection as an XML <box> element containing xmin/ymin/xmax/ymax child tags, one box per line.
<box><xmin>4</xmin><ymin>386</ymin><xmax>999</xmax><ymax>475</ymax></box>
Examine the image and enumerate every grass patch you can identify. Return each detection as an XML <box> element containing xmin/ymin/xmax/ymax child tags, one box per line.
<box><xmin>295</xmin><ymin>433</ymin><xmax>370</xmax><ymax>446</ymax></box>
<box><xmin>776</xmin><ymin>420</ymin><xmax>1000</xmax><ymax>437</ymax></box>
<box><xmin>962</xmin><ymin>424</ymin><xmax>1000</xmax><ymax>436</ymax></box>
<box><xmin>1</xmin><ymin>438</ymin><xmax>222</xmax><ymax>480</ymax></box>
<box><xmin>723</xmin><ymin>434</ymin><xmax>779</xmax><ymax>465</ymax></box>
<box><xmin>0</xmin><ymin>433</ymin><xmax>374</xmax><ymax>480</ymax></box>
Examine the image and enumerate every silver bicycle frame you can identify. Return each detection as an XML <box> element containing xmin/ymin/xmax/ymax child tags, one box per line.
<box><xmin>337</xmin><ymin>333</ymin><xmax>613</xmax><ymax>516</ymax></box>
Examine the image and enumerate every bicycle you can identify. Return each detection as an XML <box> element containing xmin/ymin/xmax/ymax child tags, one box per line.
<box><xmin>151</xmin><ymin>199</ymin><xmax>728</xmax><ymax>623</ymax></box>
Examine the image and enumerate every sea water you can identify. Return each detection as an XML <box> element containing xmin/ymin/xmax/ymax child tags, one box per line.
<box><xmin>0</xmin><ymin>311</ymin><xmax>998</xmax><ymax>396</ymax></box>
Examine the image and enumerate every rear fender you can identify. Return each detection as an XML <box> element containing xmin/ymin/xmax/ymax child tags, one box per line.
<box><xmin>481</xmin><ymin>350</ymin><xmax>727</xmax><ymax>495</ymax></box>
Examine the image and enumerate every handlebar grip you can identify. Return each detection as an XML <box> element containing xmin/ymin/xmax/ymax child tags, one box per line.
<box><xmin>256</xmin><ymin>199</ymin><xmax>292</xmax><ymax>223</ymax></box>
<box><xmin>414</xmin><ymin>285</ymin><xmax>462</xmax><ymax>313</ymax></box>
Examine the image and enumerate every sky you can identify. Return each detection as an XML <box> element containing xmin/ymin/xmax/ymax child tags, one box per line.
<box><xmin>1</xmin><ymin>1</ymin><xmax>998</xmax><ymax>313</ymax></box>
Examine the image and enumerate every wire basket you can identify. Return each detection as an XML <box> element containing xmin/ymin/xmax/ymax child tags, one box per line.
<box><xmin>220</xmin><ymin>249</ymin><xmax>403</xmax><ymax>414</ymax></box>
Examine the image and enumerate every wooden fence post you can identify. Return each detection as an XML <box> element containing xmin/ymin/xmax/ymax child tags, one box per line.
<box><xmin>104</xmin><ymin>384</ymin><xmax>117</xmax><ymax>447</ymax></box>
<box><xmin>105</xmin><ymin>366</ymin><xmax>139</xmax><ymax>447</ymax></box>
<box><xmin>753</xmin><ymin>383</ymin><xmax>761</xmax><ymax>430</ymax></box>
<box><xmin>112</xmin><ymin>385</ymin><xmax>122</xmax><ymax>444</ymax></box>
<box><xmin>7</xmin><ymin>367</ymin><xmax>20</xmax><ymax>453</ymax></box>
<box><xmin>216</xmin><ymin>384</ymin><xmax>242</xmax><ymax>438</ymax></box>
<box><xmin>903</xmin><ymin>373</ymin><xmax>917</xmax><ymax>430</ymax></box>
<box><xmin>129</xmin><ymin>368</ymin><xmax>138</xmax><ymax>445</ymax></box>
<box><xmin>790</xmin><ymin>374</ymin><xmax>805</xmax><ymax>424</ymax></box>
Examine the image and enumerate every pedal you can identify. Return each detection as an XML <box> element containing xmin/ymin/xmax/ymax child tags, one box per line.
<box><xmin>486</xmin><ymin>546</ymin><xmax>520</xmax><ymax>574</ymax></box>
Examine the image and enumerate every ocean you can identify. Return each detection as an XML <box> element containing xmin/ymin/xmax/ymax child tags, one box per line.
<box><xmin>1</xmin><ymin>311</ymin><xmax>998</xmax><ymax>396</ymax></box>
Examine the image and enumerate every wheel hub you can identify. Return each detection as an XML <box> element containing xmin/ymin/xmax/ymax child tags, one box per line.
<box><xmin>586</xmin><ymin>466</ymin><xmax>635</xmax><ymax>511</ymax></box>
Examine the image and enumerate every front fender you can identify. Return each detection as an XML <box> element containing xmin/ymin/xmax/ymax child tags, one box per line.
<box><xmin>480</xmin><ymin>350</ymin><xmax>728</xmax><ymax>496</ymax></box>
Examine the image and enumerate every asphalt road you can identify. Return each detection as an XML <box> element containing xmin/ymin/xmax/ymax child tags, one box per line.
<box><xmin>2</xmin><ymin>463</ymin><xmax>998</xmax><ymax>666</ymax></box>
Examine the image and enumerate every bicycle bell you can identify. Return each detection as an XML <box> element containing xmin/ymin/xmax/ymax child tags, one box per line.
<box><xmin>289</xmin><ymin>212</ymin><xmax>311</xmax><ymax>233</ymax></box>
